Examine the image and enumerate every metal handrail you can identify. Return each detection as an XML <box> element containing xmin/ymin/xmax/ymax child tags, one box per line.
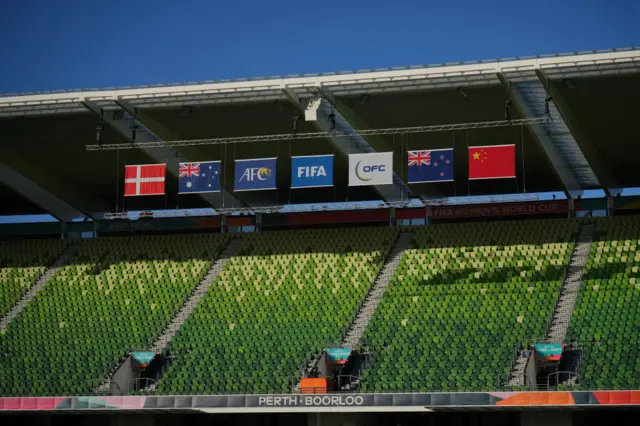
<box><xmin>88</xmin><ymin>379</ymin><xmax>122</xmax><ymax>396</ymax></box>
<box><xmin>130</xmin><ymin>377</ymin><xmax>157</xmax><ymax>393</ymax></box>
<box><xmin>548</xmin><ymin>371</ymin><xmax>579</xmax><ymax>390</ymax></box>
<box><xmin>337</xmin><ymin>375</ymin><xmax>360</xmax><ymax>392</ymax></box>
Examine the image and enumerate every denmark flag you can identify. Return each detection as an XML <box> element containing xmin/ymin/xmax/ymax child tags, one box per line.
<box><xmin>124</xmin><ymin>164</ymin><xmax>166</xmax><ymax>196</ymax></box>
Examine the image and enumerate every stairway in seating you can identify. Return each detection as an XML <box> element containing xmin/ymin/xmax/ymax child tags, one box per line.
<box><xmin>149</xmin><ymin>238</ymin><xmax>244</xmax><ymax>353</ymax></box>
<box><xmin>506</xmin><ymin>223</ymin><xmax>594</xmax><ymax>387</ymax></box>
<box><xmin>296</xmin><ymin>231</ymin><xmax>411</xmax><ymax>389</ymax></box>
<box><xmin>342</xmin><ymin>231</ymin><xmax>412</xmax><ymax>348</ymax></box>
<box><xmin>547</xmin><ymin>223</ymin><xmax>595</xmax><ymax>343</ymax></box>
<box><xmin>95</xmin><ymin>237</ymin><xmax>244</xmax><ymax>393</ymax></box>
<box><xmin>0</xmin><ymin>245</ymin><xmax>77</xmax><ymax>332</ymax></box>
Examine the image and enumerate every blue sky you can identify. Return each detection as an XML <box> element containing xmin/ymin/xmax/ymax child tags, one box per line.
<box><xmin>0</xmin><ymin>0</ymin><xmax>637</xmax><ymax>223</ymax></box>
<box><xmin>0</xmin><ymin>0</ymin><xmax>638</xmax><ymax>94</ymax></box>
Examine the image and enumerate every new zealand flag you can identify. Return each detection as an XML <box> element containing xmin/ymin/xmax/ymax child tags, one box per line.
<box><xmin>407</xmin><ymin>149</ymin><xmax>454</xmax><ymax>184</ymax></box>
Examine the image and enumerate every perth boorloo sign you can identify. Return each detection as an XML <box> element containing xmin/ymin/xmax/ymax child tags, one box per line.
<box><xmin>0</xmin><ymin>391</ymin><xmax>639</xmax><ymax>412</ymax></box>
<box><xmin>258</xmin><ymin>395</ymin><xmax>365</xmax><ymax>407</ymax></box>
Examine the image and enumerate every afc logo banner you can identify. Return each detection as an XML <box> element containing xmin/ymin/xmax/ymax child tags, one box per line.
<box><xmin>234</xmin><ymin>158</ymin><xmax>277</xmax><ymax>192</ymax></box>
<box><xmin>348</xmin><ymin>152</ymin><xmax>393</xmax><ymax>186</ymax></box>
<box><xmin>291</xmin><ymin>155</ymin><xmax>334</xmax><ymax>189</ymax></box>
<box><xmin>240</xmin><ymin>167</ymin><xmax>272</xmax><ymax>182</ymax></box>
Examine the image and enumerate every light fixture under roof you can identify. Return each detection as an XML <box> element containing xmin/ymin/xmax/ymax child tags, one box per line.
<box><xmin>562</xmin><ymin>78</ymin><xmax>575</xmax><ymax>90</ymax></box>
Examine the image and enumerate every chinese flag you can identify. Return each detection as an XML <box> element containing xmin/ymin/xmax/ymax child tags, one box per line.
<box><xmin>468</xmin><ymin>145</ymin><xmax>515</xmax><ymax>180</ymax></box>
<box><xmin>124</xmin><ymin>164</ymin><xmax>166</xmax><ymax>196</ymax></box>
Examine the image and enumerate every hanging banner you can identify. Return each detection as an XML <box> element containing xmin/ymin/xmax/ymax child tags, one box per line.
<box><xmin>534</xmin><ymin>344</ymin><xmax>564</xmax><ymax>361</ymax></box>
<box><xmin>468</xmin><ymin>144</ymin><xmax>515</xmax><ymax>180</ymax></box>
<box><xmin>325</xmin><ymin>347</ymin><xmax>352</xmax><ymax>365</ymax></box>
<box><xmin>291</xmin><ymin>155</ymin><xmax>334</xmax><ymax>189</ymax></box>
<box><xmin>408</xmin><ymin>149</ymin><xmax>454</xmax><ymax>183</ymax></box>
<box><xmin>131</xmin><ymin>351</ymin><xmax>156</xmax><ymax>368</ymax></box>
<box><xmin>234</xmin><ymin>158</ymin><xmax>277</xmax><ymax>192</ymax></box>
<box><xmin>178</xmin><ymin>161</ymin><xmax>221</xmax><ymax>194</ymax></box>
<box><xmin>124</xmin><ymin>164</ymin><xmax>166</xmax><ymax>196</ymax></box>
<box><xmin>348</xmin><ymin>152</ymin><xmax>393</xmax><ymax>186</ymax></box>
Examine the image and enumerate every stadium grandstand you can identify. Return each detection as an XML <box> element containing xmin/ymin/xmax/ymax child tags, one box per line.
<box><xmin>0</xmin><ymin>48</ymin><xmax>640</xmax><ymax>426</ymax></box>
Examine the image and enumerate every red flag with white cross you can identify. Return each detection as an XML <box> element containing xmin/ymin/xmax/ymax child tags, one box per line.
<box><xmin>124</xmin><ymin>164</ymin><xmax>166</xmax><ymax>196</ymax></box>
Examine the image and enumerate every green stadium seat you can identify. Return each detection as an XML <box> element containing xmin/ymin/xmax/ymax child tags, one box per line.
<box><xmin>155</xmin><ymin>227</ymin><xmax>397</xmax><ymax>395</ymax></box>
<box><xmin>566</xmin><ymin>216</ymin><xmax>640</xmax><ymax>390</ymax></box>
<box><xmin>359</xmin><ymin>219</ymin><xmax>578</xmax><ymax>393</ymax></box>
<box><xmin>0</xmin><ymin>233</ymin><xmax>229</xmax><ymax>396</ymax></box>
<box><xmin>0</xmin><ymin>239</ymin><xmax>68</xmax><ymax>318</ymax></box>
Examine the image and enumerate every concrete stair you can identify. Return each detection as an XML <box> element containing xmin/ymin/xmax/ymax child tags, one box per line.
<box><xmin>295</xmin><ymin>230</ymin><xmax>412</xmax><ymax>390</ymax></box>
<box><xmin>342</xmin><ymin>231</ymin><xmax>412</xmax><ymax>348</ymax></box>
<box><xmin>546</xmin><ymin>223</ymin><xmax>595</xmax><ymax>343</ymax></box>
<box><xmin>506</xmin><ymin>223</ymin><xmax>594</xmax><ymax>387</ymax></box>
<box><xmin>506</xmin><ymin>352</ymin><xmax>530</xmax><ymax>387</ymax></box>
<box><xmin>150</xmin><ymin>238</ymin><xmax>243</xmax><ymax>353</ymax></box>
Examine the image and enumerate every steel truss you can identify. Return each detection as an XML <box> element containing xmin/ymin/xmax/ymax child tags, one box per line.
<box><xmin>87</xmin><ymin>117</ymin><xmax>549</xmax><ymax>151</ymax></box>
<box><xmin>100</xmin><ymin>193</ymin><xmax>540</xmax><ymax>220</ymax></box>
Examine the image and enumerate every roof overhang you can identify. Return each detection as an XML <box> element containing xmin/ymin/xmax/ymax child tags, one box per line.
<box><xmin>1</xmin><ymin>48</ymin><xmax>638</xmax><ymax>117</ymax></box>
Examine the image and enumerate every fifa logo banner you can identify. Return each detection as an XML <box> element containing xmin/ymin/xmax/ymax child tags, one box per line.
<box><xmin>291</xmin><ymin>155</ymin><xmax>334</xmax><ymax>189</ymax></box>
<box><xmin>234</xmin><ymin>158</ymin><xmax>277</xmax><ymax>192</ymax></box>
<box><xmin>348</xmin><ymin>152</ymin><xmax>393</xmax><ymax>186</ymax></box>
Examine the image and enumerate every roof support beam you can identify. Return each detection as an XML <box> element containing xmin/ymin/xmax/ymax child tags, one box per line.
<box><xmin>283</xmin><ymin>87</ymin><xmax>409</xmax><ymax>202</ymax></box>
<box><xmin>534</xmin><ymin>70</ymin><xmax>621</xmax><ymax>197</ymax></box>
<box><xmin>84</xmin><ymin>99</ymin><xmax>243</xmax><ymax>209</ymax></box>
<box><xmin>0</xmin><ymin>160</ymin><xmax>86</xmax><ymax>221</ymax></box>
<box><xmin>114</xmin><ymin>98</ymin><xmax>244</xmax><ymax>208</ymax></box>
<box><xmin>497</xmin><ymin>72</ymin><xmax>583</xmax><ymax>199</ymax></box>
<box><xmin>317</xmin><ymin>87</ymin><xmax>414</xmax><ymax>200</ymax></box>
<box><xmin>0</xmin><ymin>146</ymin><xmax>108</xmax><ymax>219</ymax></box>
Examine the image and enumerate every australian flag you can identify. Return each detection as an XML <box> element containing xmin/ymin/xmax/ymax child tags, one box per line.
<box><xmin>178</xmin><ymin>161</ymin><xmax>221</xmax><ymax>194</ymax></box>
<box><xmin>407</xmin><ymin>149</ymin><xmax>454</xmax><ymax>183</ymax></box>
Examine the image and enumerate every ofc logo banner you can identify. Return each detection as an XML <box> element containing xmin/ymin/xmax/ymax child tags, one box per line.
<box><xmin>348</xmin><ymin>152</ymin><xmax>393</xmax><ymax>186</ymax></box>
<box><xmin>235</xmin><ymin>158</ymin><xmax>277</xmax><ymax>192</ymax></box>
<box><xmin>291</xmin><ymin>155</ymin><xmax>333</xmax><ymax>189</ymax></box>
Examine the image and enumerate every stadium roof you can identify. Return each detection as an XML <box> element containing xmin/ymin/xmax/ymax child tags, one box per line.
<box><xmin>0</xmin><ymin>48</ymin><xmax>638</xmax><ymax>220</ymax></box>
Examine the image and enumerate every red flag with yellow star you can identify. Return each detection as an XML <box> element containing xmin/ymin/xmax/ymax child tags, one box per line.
<box><xmin>468</xmin><ymin>144</ymin><xmax>515</xmax><ymax>180</ymax></box>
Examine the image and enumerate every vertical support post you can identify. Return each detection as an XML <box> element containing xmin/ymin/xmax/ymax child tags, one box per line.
<box><xmin>607</xmin><ymin>196</ymin><xmax>614</xmax><ymax>217</ymax></box>
<box><xmin>568</xmin><ymin>199</ymin><xmax>576</xmax><ymax>218</ymax></box>
<box><xmin>255</xmin><ymin>213</ymin><xmax>263</xmax><ymax>232</ymax></box>
<box><xmin>221</xmin><ymin>215</ymin><xmax>228</xmax><ymax>233</ymax></box>
<box><xmin>60</xmin><ymin>221</ymin><xmax>67</xmax><ymax>240</ymax></box>
<box><xmin>389</xmin><ymin>207</ymin><xmax>396</xmax><ymax>227</ymax></box>
<box><xmin>426</xmin><ymin>206</ymin><xmax>432</xmax><ymax>225</ymax></box>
